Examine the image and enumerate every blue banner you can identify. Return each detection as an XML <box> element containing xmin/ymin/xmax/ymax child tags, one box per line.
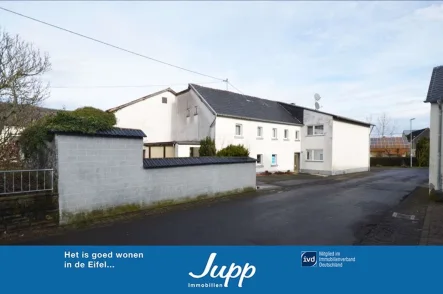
<box><xmin>0</xmin><ymin>246</ymin><xmax>439</xmax><ymax>293</ymax></box>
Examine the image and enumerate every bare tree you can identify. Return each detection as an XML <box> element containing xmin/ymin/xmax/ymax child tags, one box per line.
<box><xmin>0</xmin><ymin>29</ymin><xmax>51</xmax><ymax>167</ymax></box>
<box><xmin>374</xmin><ymin>113</ymin><xmax>397</xmax><ymax>157</ymax></box>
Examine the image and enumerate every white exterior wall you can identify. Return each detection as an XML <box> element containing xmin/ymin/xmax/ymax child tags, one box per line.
<box><xmin>173</xmin><ymin>90</ymin><xmax>216</xmax><ymax>142</ymax></box>
<box><xmin>300</xmin><ymin>110</ymin><xmax>333</xmax><ymax>175</ymax></box>
<box><xmin>175</xmin><ymin>144</ymin><xmax>200</xmax><ymax>157</ymax></box>
<box><xmin>331</xmin><ymin>120</ymin><xmax>370</xmax><ymax>175</ymax></box>
<box><xmin>214</xmin><ymin>116</ymin><xmax>301</xmax><ymax>173</ymax></box>
<box><xmin>55</xmin><ymin>134</ymin><xmax>256</xmax><ymax>224</ymax></box>
<box><xmin>429</xmin><ymin>103</ymin><xmax>440</xmax><ymax>190</ymax></box>
<box><xmin>113</xmin><ymin>91</ymin><xmax>176</xmax><ymax>143</ymax></box>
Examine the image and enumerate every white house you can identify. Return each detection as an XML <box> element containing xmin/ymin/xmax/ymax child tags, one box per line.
<box><xmin>425</xmin><ymin>65</ymin><xmax>443</xmax><ymax>195</ymax></box>
<box><xmin>109</xmin><ymin>84</ymin><xmax>371</xmax><ymax>175</ymax></box>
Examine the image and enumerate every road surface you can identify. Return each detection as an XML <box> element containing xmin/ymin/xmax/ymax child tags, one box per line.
<box><xmin>21</xmin><ymin>168</ymin><xmax>428</xmax><ymax>245</ymax></box>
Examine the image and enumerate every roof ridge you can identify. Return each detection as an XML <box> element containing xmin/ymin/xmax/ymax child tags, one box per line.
<box><xmin>107</xmin><ymin>87</ymin><xmax>176</xmax><ymax>113</ymax></box>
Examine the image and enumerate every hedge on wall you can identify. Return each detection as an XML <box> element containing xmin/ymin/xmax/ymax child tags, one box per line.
<box><xmin>19</xmin><ymin>107</ymin><xmax>116</xmax><ymax>160</ymax></box>
<box><xmin>216</xmin><ymin>144</ymin><xmax>250</xmax><ymax>157</ymax></box>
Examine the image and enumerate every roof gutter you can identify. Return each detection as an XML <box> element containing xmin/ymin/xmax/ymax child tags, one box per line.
<box><xmin>218</xmin><ymin>113</ymin><xmax>303</xmax><ymax>126</ymax></box>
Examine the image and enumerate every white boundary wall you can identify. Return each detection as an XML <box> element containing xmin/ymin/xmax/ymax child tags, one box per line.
<box><xmin>55</xmin><ymin>134</ymin><xmax>256</xmax><ymax>224</ymax></box>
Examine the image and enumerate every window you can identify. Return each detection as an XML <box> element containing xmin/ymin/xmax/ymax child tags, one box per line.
<box><xmin>314</xmin><ymin>125</ymin><xmax>324</xmax><ymax>135</ymax></box>
<box><xmin>284</xmin><ymin>129</ymin><xmax>289</xmax><ymax>140</ymax></box>
<box><xmin>194</xmin><ymin>106</ymin><xmax>198</xmax><ymax>116</ymax></box>
<box><xmin>306</xmin><ymin>149</ymin><xmax>324</xmax><ymax>161</ymax></box>
<box><xmin>307</xmin><ymin>125</ymin><xmax>324</xmax><ymax>135</ymax></box>
<box><xmin>162</xmin><ymin>97</ymin><xmax>167</xmax><ymax>104</ymax></box>
<box><xmin>272</xmin><ymin>128</ymin><xmax>277</xmax><ymax>139</ymax></box>
<box><xmin>186</xmin><ymin>108</ymin><xmax>190</xmax><ymax>117</ymax></box>
<box><xmin>235</xmin><ymin>124</ymin><xmax>243</xmax><ymax>136</ymax></box>
<box><xmin>257</xmin><ymin>154</ymin><xmax>263</xmax><ymax>165</ymax></box>
<box><xmin>307</xmin><ymin>126</ymin><xmax>313</xmax><ymax>135</ymax></box>
<box><xmin>295</xmin><ymin>130</ymin><xmax>300</xmax><ymax>140</ymax></box>
<box><xmin>271</xmin><ymin>154</ymin><xmax>277</xmax><ymax>166</ymax></box>
<box><xmin>257</xmin><ymin>127</ymin><xmax>263</xmax><ymax>138</ymax></box>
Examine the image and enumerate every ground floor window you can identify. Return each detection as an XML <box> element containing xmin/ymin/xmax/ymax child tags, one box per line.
<box><xmin>271</xmin><ymin>154</ymin><xmax>277</xmax><ymax>166</ymax></box>
<box><xmin>257</xmin><ymin>154</ymin><xmax>263</xmax><ymax>165</ymax></box>
<box><xmin>306</xmin><ymin>149</ymin><xmax>323</xmax><ymax>161</ymax></box>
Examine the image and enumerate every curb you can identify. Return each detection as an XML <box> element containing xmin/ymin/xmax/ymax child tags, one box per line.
<box><xmin>419</xmin><ymin>204</ymin><xmax>433</xmax><ymax>245</ymax></box>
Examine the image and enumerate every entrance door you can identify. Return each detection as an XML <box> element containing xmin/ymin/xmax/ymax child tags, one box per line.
<box><xmin>294</xmin><ymin>153</ymin><xmax>300</xmax><ymax>174</ymax></box>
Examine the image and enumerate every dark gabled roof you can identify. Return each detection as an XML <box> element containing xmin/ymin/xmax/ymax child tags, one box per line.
<box><xmin>51</xmin><ymin>127</ymin><xmax>146</xmax><ymax>138</ymax></box>
<box><xmin>143</xmin><ymin>156</ymin><xmax>256</xmax><ymax>169</ymax></box>
<box><xmin>189</xmin><ymin>84</ymin><xmax>302</xmax><ymax>125</ymax></box>
<box><xmin>107</xmin><ymin>88</ymin><xmax>176</xmax><ymax>113</ymax></box>
<box><xmin>403</xmin><ymin>128</ymin><xmax>429</xmax><ymax>142</ymax></box>
<box><xmin>278</xmin><ymin>102</ymin><xmax>372</xmax><ymax>128</ymax></box>
<box><xmin>425</xmin><ymin>66</ymin><xmax>443</xmax><ymax>103</ymax></box>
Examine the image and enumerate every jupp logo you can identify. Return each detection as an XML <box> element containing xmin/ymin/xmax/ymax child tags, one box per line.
<box><xmin>189</xmin><ymin>253</ymin><xmax>256</xmax><ymax>287</ymax></box>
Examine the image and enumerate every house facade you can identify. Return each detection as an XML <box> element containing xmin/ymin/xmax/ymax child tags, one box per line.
<box><xmin>109</xmin><ymin>84</ymin><xmax>371</xmax><ymax>175</ymax></box>
<box><xmin>425</xmin><ymin>65</ymin><xmax>443</xmax><ymax>194</ymax></box>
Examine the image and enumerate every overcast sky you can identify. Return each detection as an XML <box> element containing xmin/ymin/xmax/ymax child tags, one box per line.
<box><xmin>1</xmin><ymin>1</ymin><xmax>441</xmax><ymax>134</ymax></box>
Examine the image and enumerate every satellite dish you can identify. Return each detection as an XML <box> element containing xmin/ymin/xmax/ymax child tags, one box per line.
<box><xmin>315</xmin><ymin>102</ymin><xmax>320</xmax><ymax>110</ymax></box>
<box><xmin>314</xmin><ymin>93</ymin><xmax>321</xmax><ymax>101</ymax></box>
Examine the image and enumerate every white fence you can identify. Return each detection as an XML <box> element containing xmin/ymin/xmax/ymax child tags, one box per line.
<box><xmin>0</xmin><ymin>169</ymin><xmax>54</xmax><ymax>196</ymax></box>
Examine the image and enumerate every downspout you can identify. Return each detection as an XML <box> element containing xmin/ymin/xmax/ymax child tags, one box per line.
<box><xmin>437</xmin><ymin>99</ymin><xmax>443</xmax><ymax>191</ymax></box>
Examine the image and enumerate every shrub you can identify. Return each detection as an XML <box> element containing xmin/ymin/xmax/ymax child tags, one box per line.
<box><xmin>199</xmin><ymin>136</ymin><xmax>216</xmax><ymax>156</ymax></box>
<box><xmin>19</xmin><ymin>107</ymin><xmax>116</xmax><ymax>160</ymax></box>
<box><xmin>216</xmin><ymin>144</ymin><xmax>249</xmax><ymax>157</ymax></box>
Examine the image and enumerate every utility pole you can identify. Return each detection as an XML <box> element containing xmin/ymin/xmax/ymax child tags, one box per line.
<box><xmin>224</xmin><ymin>78</ymin><xmax>229</xmax><ymax>90</ymax></box>
<box><xmin>410</xmin><ymin>118</ymin><xmax>415</xmax><ymax>167</ymax></box>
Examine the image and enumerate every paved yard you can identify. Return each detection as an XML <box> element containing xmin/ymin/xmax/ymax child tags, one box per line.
<box><xmin>17</xmin><ymin>168</ymin><xmax>428</xmax><ymax>245</ymax></box>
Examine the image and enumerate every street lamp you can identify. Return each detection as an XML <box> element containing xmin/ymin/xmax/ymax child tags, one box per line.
<box><xmin>410</xmin><ymin>118</ymin><xmax>415</xmax><ymax>167</ymax></box>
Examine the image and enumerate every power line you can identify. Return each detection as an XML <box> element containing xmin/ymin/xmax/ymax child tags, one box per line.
<box><xmin>227</xmin><ymin>81</ymin><xmax>244</xmax><ymax>94</ymax></box>
<box><xmin>50</xmin><ymin>81</ymin><xmax>222</xmax><ymax>89</ymax></box>
<box><xmin>0</xmin><ymin>6</ymin><xmax>225</xmax><ymax>81</ymax></box>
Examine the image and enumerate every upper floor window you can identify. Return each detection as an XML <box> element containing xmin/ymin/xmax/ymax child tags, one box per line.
<box><xmin>307</xmin><ymin>125</ymin><xmax>324</xmax><ymax>136</ymax></box>
<box><xmin>295</xmin><ymin>130</ymin><xmax>300</xmax><ymax>140</ymax></box>
<box><xmin>284</xmin><ymin>129</ymin><xmax>289</xmax><ymax>140</ymax></box>
<box><xmin>235</xmin><ymin>124</ymin><xmax>243</xmax><ymax>136</ymax></box>
<box><xmin>257</xmin><ymin>126</ymin><xmax>263</xmax><ymax>138</ymax></box>
<box><xmin>194</xmin><ymin>106</ymin><xmax>198</xmax><ymax>116</ymax></box>
<box><xmin>186</xmin><ymin>108</ymin><xmax>190</xmax><ymax>117</ymax></box>
<box><xmin>162</xmin><ymin>97</ymin><xmax>167</xmax><ymax>104</ymax></box>
<box><xmin>272</xmin><ymin>128</ymin><xmax>277</xmax><ymax>139</ymax></box>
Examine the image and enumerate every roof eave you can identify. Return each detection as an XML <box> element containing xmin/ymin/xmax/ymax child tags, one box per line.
<box><xmin>107</xmin><ymin>88</ymin><xmax>176</xmax><ymax>113</ymax></box>
<box><xmin>217</xmin><ymin>113</ymin><xmax>303</xmax><ymax>126</ymax></box>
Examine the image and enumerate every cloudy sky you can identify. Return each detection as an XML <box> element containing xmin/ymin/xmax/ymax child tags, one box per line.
<box><xmin>1</xmin><ymin>1</ymin><xmax>442</xmax><ymax>134</ymax></box>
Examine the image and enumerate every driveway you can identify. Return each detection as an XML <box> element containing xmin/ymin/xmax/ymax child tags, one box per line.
<box><xmin>20</xmin><ymin>168</ymin><xmax>428</xmax><ymax>245</ymax></box>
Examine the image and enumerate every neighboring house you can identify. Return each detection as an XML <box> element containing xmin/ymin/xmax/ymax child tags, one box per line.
<box><xmin>370</xmin><ymin>137</ymin><xmax>410</xmax><ymax>157</ymax></box>
<box><xmin>109</xmin><ymin>84</ymin><xmax>372</xmax><ymax>175</ymax></box>
<box><xmin>402</xmin><ymin>128</ymin><xmax>430</xmax><ymax>156</ymax></box>
<box><xmin>425</xmin><ymin>65</ymin><xmax>443</xmax><ymax>193</ymax></box>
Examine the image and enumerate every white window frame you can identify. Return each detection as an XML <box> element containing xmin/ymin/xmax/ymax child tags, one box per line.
<box><xmin>295</xmin><ymin>130</ymin><xmax>300</xmax><ymax>141</ymax></box>
<box><xmin>271</xmin><ymin>154</ymin><xmax>278</xmax><ymax>166</ymax></box>
<box><xmin>272</xmin><ymin>128</ymin><xmax>278</xmax><ymax>139</ymax></box>
<box><xmin>257</xmin><ymin>126</ymin><xmax>263</xmax><ymax>138</ymax></box>
<box><xmin>235</xmin><ymin>124</ymin><xmax>243</xmax><ymax>137</ymax></box>
<box><xmin>284</xmin><ymin>129</ymin><xmax>289</xmax><ymax>140</ymax></box>
<box><xmin>306</xmin><ymin>149</ymin><xmax>324</xmax><ymax>162</ymax></box>
<box><xmin>256</xmin><ymin>154</ymin><xmax>263</xmax><ymax>165</ymax></box>
<box><xmin>307</xmin><ymin>125</ymin><xmax>324</xmax><ymax>136</ymax></box>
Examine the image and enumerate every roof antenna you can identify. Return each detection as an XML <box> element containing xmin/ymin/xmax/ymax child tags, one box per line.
<box><xmin>223</xmin><ymin>78</ymin><xmax>229</xmax><ymax>90</ymax></box>
<box><xmin>314</xmin><ymin>93</ymin><xmax>322</xmax><ymax>110</ymax></box>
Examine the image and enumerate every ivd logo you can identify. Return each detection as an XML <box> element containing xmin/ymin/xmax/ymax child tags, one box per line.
<box><xmin>301</xmin><ymin>251</ymin><xmax>317</xmax><ymax>267</ymax></box>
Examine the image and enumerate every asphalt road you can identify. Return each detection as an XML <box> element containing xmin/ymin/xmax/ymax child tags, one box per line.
<box><xmin>22</xmin><ymin>168</ymin><xmax>428</xmax><ymax>245</ymax></box>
